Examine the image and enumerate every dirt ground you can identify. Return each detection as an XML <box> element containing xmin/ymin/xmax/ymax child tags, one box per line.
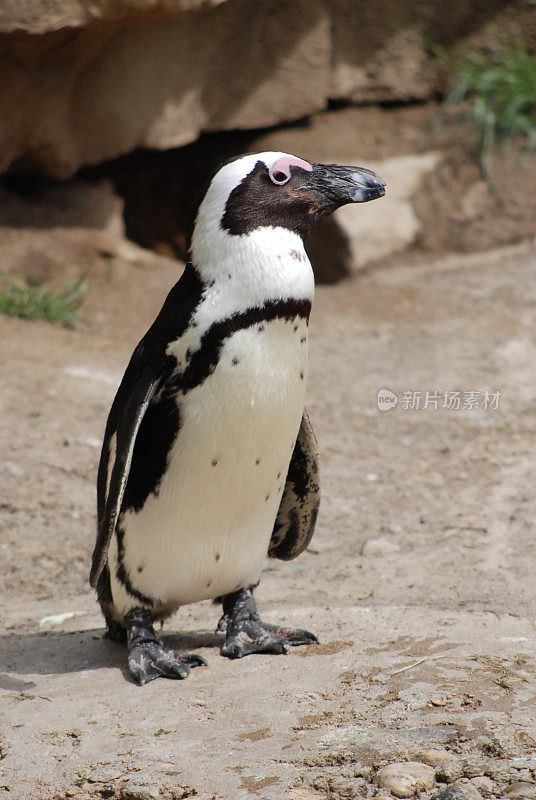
<box><xmin>1</xmin><ymin>237</ymin><xmax>535</xmax><ymax>800</ymax></box>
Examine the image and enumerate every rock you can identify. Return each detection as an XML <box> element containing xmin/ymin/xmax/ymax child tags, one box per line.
<box><xmin>331</xmin><ymin>19</ymin><xmax>431</xmax><ymax>104</ymax></box>
<box><xmin>287</xmin><ymin>790</ymin><xmax>318</xmax><ymax>800</ymax></box>
<box><xmin>39</xmin><ymin>611</ymin><xmax>85</xmax><ymax>630</ymax></box>
<box><xmin>460</xmin><ymin>181</ymin><xmax>493</xmax><ymax>220</ymax></box>
<box><xmin>0</xmin><ymin>2</ymin><xmax>519</xmax><ymax>177</ymax></box>
<box><xmin>0</xmin><ymin>172</ymin><xmax>182</xmax><ymax>293</ymax></box>
<box><xmin>0</xmin><ymin>179</ymin><xmax>123</xmax><ymax>234</ymax></box>
<box><xmin>438</xmin><ymin>760</ymin><xmax>466</xmax><ymax>784</ymax></box>
<box><xmin>415</xmin><ymin>749</ymin><xmax>463</xmax><ymax>782</ymax></box>
<box><xmin>504</xmin><ymin>783</ymin><xmax>536</xmax><ymax>799</ymax></box>
<box><xmin>415</xmin><ymin>749</ymin><xmax>455</xmax><ymax>768</ymax></box>
<box><xmin>326</xmin><ymin>776</ymin><xmax>361</xmax><ymax>799</ymax></box>
<box><xmin>430</xmin><ymin>782</ymin><xmax>482</xmax><ymax>800</ymax></box>
<box><xmin>469</xmin><ymin>777</ymin><xmax>497</xmax><ymax>796</ymax></box>
<box><xmin>170</xmin><ymin>790</ymin><xmax>199</xmax><ymax>800</ymax></box>
<box><xmin>459</xmin><ymin>757</ymin><xmax>489</xmax><ymax>780</ymax></box>
<box><xmin>0</xmin><ymin>460</ymin><xmax>25</xmax><ymax>477</ymax></box>
<box><xmin>515</xmin><ymin>771</ymin><xmax>534</xmax><ymax>784</ymax></box>
<box><xmin>0</xmin><ymin>179</ymin><xmax>126</xmax><ymax>285</ymax></box>
<box><xmin>0</xmin><ymin>1</ymin><xmax>330</xmax><ymax>177</ymax></box>
<box><xmin>377</xmin><ymin>761</ymin><xmax>435</xmax><ymax>797</ymax></box>
<box><xmin>121</xmin><ymin>782</ymin><xmax>160</xmax><ymax>800</ymax></box>
<box><xmin>0</xmin><ymin>1</ymin><xmax>224</xmax><ymax>34</ymax></box>
<box><xmin>334</xmin><ymin>153</ymin><xmax>440</xmax><ymax>267</ymax></box>
<box><xmin>320</xmin><ymin>723</ymin><xmax>458</xmax><ymax>763</ymax></box>
<box><xmin>362</xmin><ymin>537</ymin><xmax>401</xmax><ymax>556</ymax></box>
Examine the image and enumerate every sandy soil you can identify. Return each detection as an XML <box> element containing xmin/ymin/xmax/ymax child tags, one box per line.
<box><xmin>1</xmin><ymin>239</ymin><xmax>535</xmax><ymax>799</ymax></box>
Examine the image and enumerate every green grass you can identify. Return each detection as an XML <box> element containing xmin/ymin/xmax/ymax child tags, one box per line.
<box><xmin>432</xmin><ymin>36</ymin><xmax>536</xmax><ymax>156</ymax></box>
<box><xmin>0</xmin><ymin>275</ymin><xmax>88</xmax><ymax>327</ymax></box>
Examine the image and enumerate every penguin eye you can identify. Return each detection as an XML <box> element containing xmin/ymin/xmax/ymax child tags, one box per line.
<box><xmin>269</xmin><ymin>168</ymin><xmax>291</xmax><ymax>186</ymax></box>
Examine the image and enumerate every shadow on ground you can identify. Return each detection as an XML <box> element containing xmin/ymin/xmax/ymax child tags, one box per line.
<box><xmin>0</xmin><ymin>628</ymin><xmax>223</xmax><ymax>677</ymax></box>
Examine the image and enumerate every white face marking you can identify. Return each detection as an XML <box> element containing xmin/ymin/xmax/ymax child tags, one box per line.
<box><xmin>189</xmin><ymin>151</ymin><xmax>315</xmax><ymax>313</ymax></box>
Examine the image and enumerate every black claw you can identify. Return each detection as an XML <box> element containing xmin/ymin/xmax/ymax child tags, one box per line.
<box><xmin>218</xmin><ymin>587</ymin><xmax>318</xmax><ymax>659</ymax></box>
<box><xmin>262</xmin><ymin>622</ymin><xmax>318</xmax><ymax>646</ymax></box>
<box><xmin>125</xmin><ymin>607</ymin><xmax>207</xmax><ymax>684</ymax></box>
<box><xmin>128</xmin><ymin>641</ymin><xmax>206</xmax><ymax>684</ymax></box>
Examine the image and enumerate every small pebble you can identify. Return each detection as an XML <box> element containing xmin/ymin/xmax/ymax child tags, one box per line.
<box><xmin>362</xmin><ymin>537</ymin><xmax>401</xmax><ymax>556</ymax></box>
<box><xmin>439</xmin><ymin>760</ymin><xmax>465</xmax><ymax>783</ymax></box>
<box><xmin>377</xmin><ymin>761</ymin><xmax>435</xmax><ymax>798</ymax></box>
<box><xmin>39</xmin><ymin>611</ymin><xmax>85</xmax><ymax>630</ymax></box>
<box><xmin>70</xmin><ymin>434</ymin><xmax>101</xmax><ymax>448</ymax></box>
<box><xmin>0</xmin><ymin>460</ymin><xmax>25</xmax><ymax>477</ymax></box>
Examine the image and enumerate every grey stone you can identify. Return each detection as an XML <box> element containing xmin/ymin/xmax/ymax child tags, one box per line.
<box><xmin>431</xmin><ymin>782</ymin><xmax>482</xmax><ymax>800</ymax></box>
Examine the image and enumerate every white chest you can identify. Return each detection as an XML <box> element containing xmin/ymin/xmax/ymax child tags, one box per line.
<box><xmin>109</xmin><ymin>314</ymin><xmax>310</xmax><ymax>615</ymax></box>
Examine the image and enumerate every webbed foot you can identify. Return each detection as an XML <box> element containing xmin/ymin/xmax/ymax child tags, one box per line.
<box><xmin>126</xmin><ymin>608</ymin><xmax>207</xmax><ymax>685</ymax></box>
<box><xmin>217</xmin><ymin>587</ymin><xmax>318</xmax><ymax>659</ymax></box>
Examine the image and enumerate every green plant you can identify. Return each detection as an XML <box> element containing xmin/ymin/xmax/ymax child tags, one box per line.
<box><xmin>431</xmin><ymin>37</ymin><xmax>536</xmax><ymax>155</ymax></box>
<box><xmin>0</xmin><ymin>275</ymin><xmax>88</xmax><ymax>327</ymax></box>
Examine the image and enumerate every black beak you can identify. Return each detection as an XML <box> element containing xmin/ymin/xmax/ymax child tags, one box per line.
<box><xmin>307</xmin><ymin>163</ymin><xmax>386</xmax><ymax>208</ymax></box>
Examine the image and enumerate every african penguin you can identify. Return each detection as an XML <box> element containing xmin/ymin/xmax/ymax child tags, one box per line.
<box><xmin>90</xmin><ymin>151</ymin><xmax>385</xmax><ymax>684</ymax></box>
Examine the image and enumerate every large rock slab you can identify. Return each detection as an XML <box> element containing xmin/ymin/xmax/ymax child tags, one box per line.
<box><xmin>0</xmin><ymin>1</ymin><xmax>225</xmax><ymax>34</ymax></box>
<box><xmin>335</xmin><ymin>152</ymin><xmax>440</xmax><ymax>268</ymax></box>
<box><xmin>0</xmin><ymin>0</ymin><xmax>517</xmax><ymax>177</ymax></box>
<box><xmin>0</xmin><ymin>0</ymin><xmax>330</xmax><ymax>178</ymax></box>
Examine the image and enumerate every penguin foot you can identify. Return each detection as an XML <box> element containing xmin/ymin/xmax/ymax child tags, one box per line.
<box><xmin>125</xmin><ymin>608</ymin><xmax>207</xmax><ymax>685</ymax></box>
<box><xmin>217</xmin><ymin>587</ymin><xmax>318</xmax><ymax>659</ymax></box>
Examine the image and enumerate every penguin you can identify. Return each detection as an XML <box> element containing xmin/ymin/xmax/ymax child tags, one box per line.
<box><xmin>90</xmin><ymin>151</ymin><xmax>385</xmax><ymax>684</ymax></box>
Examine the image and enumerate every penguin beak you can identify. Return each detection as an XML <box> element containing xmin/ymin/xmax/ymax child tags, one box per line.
<box><xmin>305</xmin><ymin>163</ymin><xmax>386</xmax><ymax>208</ymax></box>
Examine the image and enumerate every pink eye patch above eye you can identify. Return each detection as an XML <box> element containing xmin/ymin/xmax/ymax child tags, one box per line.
<box><xmin>269</xmin><ymin>155</ymin><xmax>313</xmax><ymax>182</ymax></box>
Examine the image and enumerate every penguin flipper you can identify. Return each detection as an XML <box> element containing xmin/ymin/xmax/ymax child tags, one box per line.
<box><xmin>90</xmin><ymin>360</ymin><xmax>161</xmax><ymax>588</ymax></box>
<box><xmin>268</xmin><ymin>409</ymin><xmax>320</xmax><ymax>561</ymax></box>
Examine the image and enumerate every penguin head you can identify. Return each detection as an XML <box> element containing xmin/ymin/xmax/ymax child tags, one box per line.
<box><xmin>193</xmin><ymin>151</ymin><xmax>386</xmax><ymax>244</ymax></box>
